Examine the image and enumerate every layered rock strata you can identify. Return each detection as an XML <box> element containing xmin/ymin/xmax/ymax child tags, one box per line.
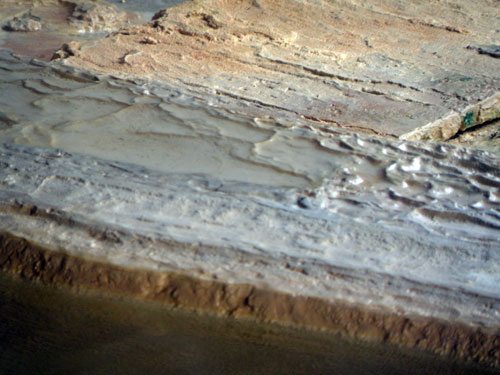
<box><xmin>1</xmin><ymin>0</ymin><xmax>500</xmax><ymax>369</ymax></box>
<box><xmin>59</xmin><ymin>0</ymin><xmax>500</xmax><ymax>138</ymax></box>
<box><xmin>1</xmin><ymin>132</ymin><xmax>499</xmax><ymax>366</ymax></box>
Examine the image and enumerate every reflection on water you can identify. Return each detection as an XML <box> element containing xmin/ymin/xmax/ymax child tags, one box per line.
<box><xmin>0</xmin><ymin>272</ymin><xmax>494</xmax><ymax>375</ymax></box>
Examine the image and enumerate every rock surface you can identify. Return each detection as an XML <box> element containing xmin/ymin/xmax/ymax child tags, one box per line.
<box><xmin>1</xmin><ymin>51</ymin><xmax>500</xmax><ymax>366</ymax></box>
<box><xmin>0</xmin><ymin>0</ymin><xmax>140</xmax><ymax>60</ymax></box>
<box><xmin>449</xmin><ymin>119</ymin><xmax>500</xmax><ymax>156</ymax></box>
<box><xmin>1</xmin><ymin>136</ymin><xmax>500</xmax><ymax>365</ymax></box>
<box><xmin>60</xmin><ymin>0</ymin><xmax>500</xmax><ymax>137</ymax></box>
<box><xmin>401</xmin><ymin>93</ymin><xmax>500</xmax><ymax>142</ymax></box>
<box><xmin>64</xmin><ymin>0</ymin><xmax>135</xmax><ymax>33</ymax></box>
<box><xmin>4</xmin><ymin>13</ymin><xmax>42</xmax><ymax>32</ymax></box>
<box><xmin>0</xmin><ymin>0</ymin><xmax>500</xmax><ymax>368</ymax></box>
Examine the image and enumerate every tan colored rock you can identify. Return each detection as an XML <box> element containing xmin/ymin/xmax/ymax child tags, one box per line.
<box><xmin>51</xmin><ymin>40</ymin><xmax>81</xmax><ymax>60</ymax></box>
<box><xmin>62</xmin><ymin>0</ymin><xmax>133</xmax><ymax>33</ymax></box>
<box><xmin>5</xmin><ymin>14</ymin><xmax>42</xmax><ymax>32</ymax></box>
<box><xmin>474</xmin><ymin>92</ymin><xmax>500</xmax><ymax>128</ymax></box>
<box><xmin>400</xmin><ymin>112</ymin><xmax>462</xmax><ymax>141</ymax></box>
<box><xmin>401</xmin><ymin>92</ymin><xmax>500</xmax><ymax>142</ymax></box>
<box><xmin>61</xmin><ymin>0</ymin><xmax>500</xmax><ymax>136</ymax></box>
<box><xmin>448</xmin><ymin>119</ymin><xmax>500</xmax><ymax>156</ymax></box>
<box><xmin>0</xmin><ymin>0</ymin><xmax>141</xmax><ymax>60</ymax></box>
<box><xmin>1</xmin><ymin>1</ymin><xmax>499</xmax><ymax>368</ymax></box>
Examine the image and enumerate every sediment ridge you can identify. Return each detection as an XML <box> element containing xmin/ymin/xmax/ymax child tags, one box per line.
<box><xmin>1</xmin><ymin>233</ymin><xmax>500</xmax><ymax>368</ymax></box>
<box><xmin>1</xmin><ymin>141</ymin><xmax>499</xmax><ymax>368</ymax></box>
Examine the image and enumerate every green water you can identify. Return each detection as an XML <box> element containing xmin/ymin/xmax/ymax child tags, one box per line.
<box><xmin>0</xmin><ymin>273</ymin><xmax>495</xmax><ymax>375</ymax></box>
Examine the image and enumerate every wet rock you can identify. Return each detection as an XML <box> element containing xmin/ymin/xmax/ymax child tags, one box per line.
<box><xmin>4</xmin><ymin>13</ymin><xmax>42</xmax><ymax>32</ymax></box>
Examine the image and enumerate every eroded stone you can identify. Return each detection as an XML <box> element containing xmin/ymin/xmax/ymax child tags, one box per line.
<box><xmin>4</xmin><ymin>13</ymin><xmax>42</xmax><ymax>32</ymax></box>
<box><xmin>60</xmin><ymin>0</ymin><xmax>500</xmax><ymax>137</ymax></box>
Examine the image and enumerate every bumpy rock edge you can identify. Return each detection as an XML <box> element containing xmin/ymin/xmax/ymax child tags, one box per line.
<box><xmin>0</xmin><ymin>232</ymin><xmax>499</xmax><ymax>368</ymax></box>
<box><xmin>400</xmin><ymin>92</ymin><xmax>500</xmax><ymax>142</ymax></box>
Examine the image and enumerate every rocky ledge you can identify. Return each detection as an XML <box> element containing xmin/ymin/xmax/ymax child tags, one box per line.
<box><xmin>58</xmin><ymin>0</ymin><xmax>500</xmax><ymax>142</ymax></box>
<box><xmin>1</xmin><ymin>0</ymin><xmax>499</xmax><ymax>369</ymax></box>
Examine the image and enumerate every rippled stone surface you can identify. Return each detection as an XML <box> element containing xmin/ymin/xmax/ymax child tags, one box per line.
<box><xmin>1</xmin><ymin>52</ymin><xmax>499</xmax><ymax>331</ymax></box>
<box><xmin>0</xmin><ymin>0</ymin><xmax>499</xmax><ymax>367</ymax></box>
